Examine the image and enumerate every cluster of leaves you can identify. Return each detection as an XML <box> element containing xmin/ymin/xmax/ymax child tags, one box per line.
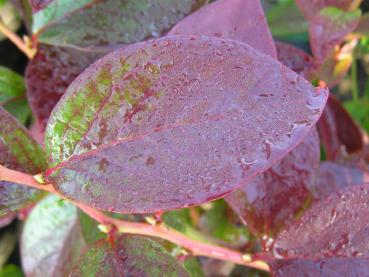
<box><xmin>0</xmin><ymin>0</ymin><xmax>369</xmax><ymax>276</ymax></box>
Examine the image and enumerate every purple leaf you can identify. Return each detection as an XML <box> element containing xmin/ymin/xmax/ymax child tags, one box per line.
<box><xmin>30</xmin><ymin>0</ymin><xmax>53</xmax><ymax>12</ymax></box>
<box><xmin>0</xmin><ymin>107</ymin><xmax>46</xmax><ymax>215</ymax></box>
<box><xmin>25</xmin><ymin>45</ymin><xmax>101</xmax><ymax>130</ymax></box>
<box><xmin>309</xmin><ymin>7</ymin><xmax>361</xmax><ymax>61</ymax></box>
<box><xmin>270</xmin><ymin>257</ymin><xmax>369</xmax><ymax>277</ymax></box>
<box><xmin>311</xmin><ymin>161</ymin><xmax>369</xmax><ymax>201</ymax></box>
<box><xmin>168</xmin><ymin>0</ymin><xmax>276</xmax><ymax>57</ymax></box>
<box><xmin>296</xmin><ymin>0</ymin><xmax>360</xmax><ymax>20</ymax></box>
<box><xmin>225</xmin><ymin>128</ymin><xmax>320</xmax><ymax>240</ymax></box>
<box><xmin>275</xmin><ymin>41</ymin><xmax>314</xmax><ymax>78</ymax></box>
<box><xmin>44</xmin><ymin>36</ymin><xmax>328</xmax><ymax>213</ymax></box>
<box><xmin>273</xmin><ymin>184</ymin><xmax>369</xmax><ymax>259</ymax></box>
<box><xmin>70</xmin><ymin>235</ymin><xmax>189</xmax><ymax>276</ymax></box>
<box><xmin>317</xmin><ymin>95</ymin><xmax>363</xmax><ymax>161</ymax></box>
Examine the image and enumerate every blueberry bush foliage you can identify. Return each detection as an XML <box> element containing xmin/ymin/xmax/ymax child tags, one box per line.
<box><xmin>0</xmin><ymin>0</ymin><xmax>368</xmax><ymax>276</ymax></box>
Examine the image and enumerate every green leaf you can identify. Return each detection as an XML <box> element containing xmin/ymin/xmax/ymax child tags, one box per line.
<box><xmin>183</xmin><ymin>257</ymin><xmax>205</xmax><ymax>277</ymax></box>
<box><xmin>78</xmin><ymin>210</ymin><xmax>106</xmax><ymax>245</ymax></box>
<box><xmin>34</xmin><ymin>0</ymin><xmax>207</xmax><ymax>49</ymax></box>
<box><xmin>266</xmin><ymin>0</ymin><xmax>308</xmax><ymax>42</ymax></box>
<box><xmin>0</xmin><ymin>107</ymin><xmax>46</xmax><ymax>215</ymax></box>
<box><xmin>0</xmin><ymin>66</ymin><xmax>25</xmax><ymax>103</ymax></box>
<box><xmin>0</xmin><ymin>264</ymin><xmax>23</xmax><ymax>277</ymax></box>
<box><xmin>70</xmin><ymin>235</ymin><xmax>189</xmax><ymax>277</ymax></box>
<box><xmin>21</xmin><ymin>195</ymin><xmax>85</xmax><ymax>277</ymax></box>
<box><xmin>199</xmin><ymin>199</ymin><xmax>249</xmax><ymax>243</ymax></box>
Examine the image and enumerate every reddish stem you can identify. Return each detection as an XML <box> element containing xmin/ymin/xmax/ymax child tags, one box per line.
<box><xmin>0</xmin><ymin>165</ymin><xmax>269</xmax><ymax>272</ymax></box>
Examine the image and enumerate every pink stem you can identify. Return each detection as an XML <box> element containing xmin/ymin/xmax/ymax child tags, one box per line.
<box><xmin>0</xmin><ymin>165</ymin><xmax>269</xmax><ymax>272</ymax></box>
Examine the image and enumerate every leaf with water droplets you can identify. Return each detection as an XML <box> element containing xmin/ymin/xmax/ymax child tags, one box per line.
<box><xmin>296</xmin><ymin>0</ymin><xmax>361</xmax><ymax>20</ymax></box>
<box><xmin>44</xmin><ymin>35</ymin><xmax>328</xmax><ymax>213</ymax></box>
<box><xmin>270</xmin><ymin>257</ymin><xmax>369</xmax><ymax>277</ymax></box>
<box><xmin>34</xmin><ymin>0</ymin><xmax>207</xmax><ymax>49</ymax></box>
<box><xmin>70</xmin><ymin>235</ymin><xmax>189</xmax><ymax>277</ymax></box>
<box><xmin>275</xmin><ymin>41</ymin><xmax>314</xmax><ymax>78</ymax></box>
<box><xmin>309</xmin><ymin>7</ymin><xmax>361</xmax><ymax>61</ymax></box>
<box><xmin>317</xmin><ymin>95</ymin><xmax>363</xmax><ymax>161</ymax></box>
<box><xmin>21</xmin><ymin>195</ymin><xmax>85</xmax><ymax>277</ymax></box>
<box><xmin>26</xmin><ymin>45</ymin><xmax>101</xmax><ymax>130</ymax></box>
<box><xmin>273</xmin><ymin>184</ymin><xmax>369</xmax><ymax>259</ymax></box>
<box><xmin>0</xmin><ymin>107</ymin><xmax>46</xmax><ymax>216</ymax></box>
<box><xmin>168</xmin><ymin>0</ymin><xmax>276</xmax><ymax>57</ymax></box>
<box><xmin>225</xmin><ymin>128</ymin><xmax>320</xmax><ymax>240</ymax></box>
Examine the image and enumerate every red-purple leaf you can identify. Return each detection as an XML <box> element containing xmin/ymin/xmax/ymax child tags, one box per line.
<box><xmin>168</xmin><ymin>0</ymin><xmax>276</xmax><ymax>57</ymax></box>
<box><xmin>296</xmin><ymin>0</ymin><xmax>360</xmax><ymax>20</ymax></box>
<box><xmin>275</xmin><ymin>41</ymin><xmax>314</xmax><ymax>78</ymax></box>
<box><xmin>225</xmin><ymin>128</ymin><xmax>320</xmax><ymax>239</ymax></box>
<box><xmin>270</xmin><ymin>258</ymin><xmax>369</xmax><ymax>277</ymax></box>
<box><xmin>317</xmin><ymin>95</ymin><xmax>363</xmax><ymax>161</ymax></box>
<box><xmin>309</xmin><ymin>7</ymin><xmax>361</xmax><ymax>61</ymax></box>
<box><xmin>44</xmin><ymin>36</ymin><xmax>328</xmax><ymax>213</ymax></box>
<box><xmin>70</xmin><ymin>235</ymin><xmax>189</xmax><ymax>276</ymax></box>
<box><xmin>311</xmin><ymin>161</ymin><xmax>369</xmax><ymax>201</ymax></box>
<box><xmin>0</xmin><ymin>107</ymin><xmax>46</xmax><ymax>215</ymax></box>
<box><xmin>273</xmin><ymin>184</ymin><xmax>369</xmax><ymax>259</ymax></box>
<box><xmin>25</xmin><ymin>45</ymin><xmax>101</xmax><ymax>130</ymax></box>
<box><xmin>30</xmin><ymin>0</ymin><xmax>53</xmax><ymax>12</ymax></box>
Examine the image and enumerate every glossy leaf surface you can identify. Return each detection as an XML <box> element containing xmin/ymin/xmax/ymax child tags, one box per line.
<box><xmin>21</xmin><ymin>195</ymin><xmax>85</xmax><ymax>277</ymax></box>
<box><xmin>168</xmin><ymin>0</ymin><xmax>276</xmax><ymax>57</ymax></box>
<box><xmin>45</xmin><ymin>36</ymin><xmax>328</xmax><ymax>213</ymax></box>
<box><xmin>35</xmin><ymin>0</ymin><xmax>206</xmax><ymax>49</ymax></box>
<box><xmin>309</xmin><ymin>7</ymin><xmax>361</xmax><ymax>61</ymax></box>
<box><xmin>25</xmin><ymin>45</ymin><xmax>101</xmax><ymax>129</ymax></box>
<box><xmin>275</xmin><ymin>41</ymin><xmax>314</xmax><ymax>78</ymax></box>
<box><xmin>70</xmin><ymin>235</ymin><xmax>189</xmax><ymax>277</ymax></box>
<box><xmin>273</xmin><ymin>184</ymin><xmax>369</xmax><ymax>258</ymax></box>
<box><xmin>0</xmin><ymin>107</ymin><xmax>46</xmax><ymax>215</ymax></box>
<box><xmin>270</xmin><ymin>258</ymin><xmax>369</xmax><ymax>277</ymax></box>
<box><xmin>296</xmin><ymin>0</ymin><xmax>360</xmax><ymax>20</ymax></box>
<box><xmin>317</xmin><ymin>95</ymin><xmax>363</xmax><ymax>161</ymax></box>
<box><xmin>225</xmin><ymin>129</ymin><xmax>320</xmax><ymax>239</ymax></box>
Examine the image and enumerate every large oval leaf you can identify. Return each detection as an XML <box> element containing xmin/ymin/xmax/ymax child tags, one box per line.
<box><xmin>168</xmin><ymin>0</ymin><xmax>276</xmax><ymax>57</ymax></box>
<box><xmin>225</xmin><ymin>128</ymin><xmax>320</xmax><ymax>239</ymax></box>
<box><xmin>70</xmin><ymin>235</ymin><xmax>189</xmax><ymax>276</ymax></box>
<box><xmin>273</xmin><ymin>184</ymin><xmax>369</xmax><ymax>258</ymax></box>
<box><xmin>45</xmin><ymin>35</ymin><xmax>328</xmax><ymax>213</ymax></box>
<box><xmin>0</xmin><ymin>107</ymin><xmax>46</xmax><ymax>216</ymax></box>
<box><xmin>35</xmin><ymin>0</ymin><xmax>207</xmax><ymax>49</ymax></box>
<box><xmin>21</xmin><ymin>195</ymin><xmax>85</xmax><ymax>277</ymax></box>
